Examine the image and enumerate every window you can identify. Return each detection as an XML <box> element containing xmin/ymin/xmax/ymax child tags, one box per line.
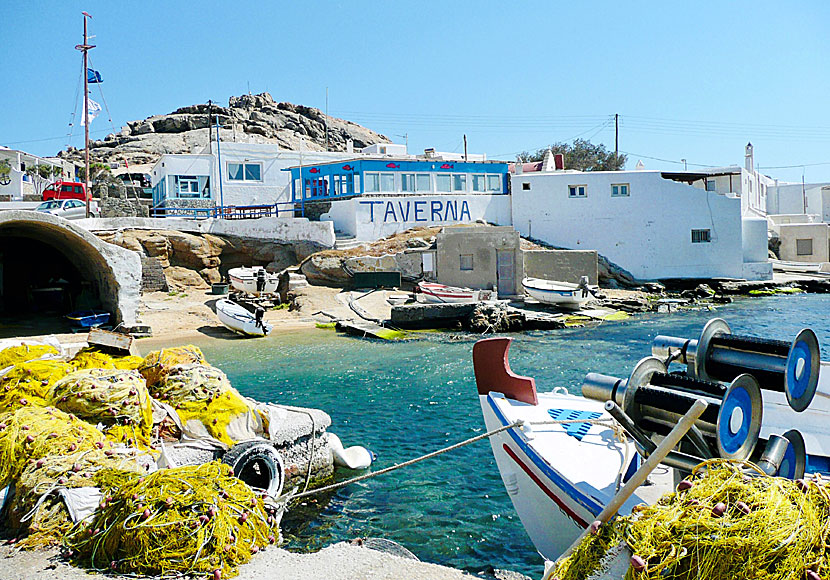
<box><xmin>380</xmin><ymin>173</ymin><xmax>395</xmax><ymax>192</ymax></box>
<box><xmin>416</xmin><ymin>174</ymin><xmax>431</xmax><ymax>192</ymax></box>
<box><xmin>568</xmin><ymin>185</ymin><xmax>587</xmax><ymax>198</ymax></box>
<box><xmin>705</xmin><ymin>179</ymin><xmax>717</xmax><ymax>192</ymax></box>
<box><xmin>691</xmin><ymin>229</ymin><xmax>711</xmax><ymax>243</ymax></box>
<box><xmin>436</xmin><ymin>174</ymin><xmax>451</xmax><ymax>192</ymax></box>
<box><xmin>74</xmin><ymin>186</ymin><xmax>83</xmax><ymax>194</ymax></box>
<box><xmin>176</xmin><ymin>175</ymin><xmax>200</xmax><ymax>197</ymax></box>
<box><xmin>797</xmin><ymin>238</ymin><xmax>814</xmax><ymax>256</ymax></box>
<box><xmin>305</xmin><ymin>178</ymin><xmax>326</xmax><ymax>198</ymax></box>
<box><xmin>402</xmin><ymin>174</ymin><xmax>415</xmax><ymax>192</ymax></box>
<box><xmin>364</xmin><ymin>172</ymin><xmax>380</xmax><ymax>193</ymax></box>
<box><xmin>460</xmin><ymin>254</ymin><xmax>474</xmax><ymax>271</ymax></box>
<box><xmin>452</xmin><ymin>174</ymin><xmax>466</xmax><ymax>192</ymax></box>
<box><xmin>522</xmin><ymin>182</ymin><xmax>531</xmax><ymax>191</ymax></box>
<box><xmin>486</xmin><ymin>174</ymin><xmax>502</xmax><ymax>192</ymax></box>
<box><xmin>472</xmin><ymin>174</ymin><xmax>486</xmax><ymax>192</ymax></box>
<box><xmin>227</xmin><ymin>162</ymin><xmax>262</xmax><ymax>181</ymax></box>
<box><xmin>611</xmin><ymin>183</ymin><xmax>629</xmax><ymax>197</ymax></box>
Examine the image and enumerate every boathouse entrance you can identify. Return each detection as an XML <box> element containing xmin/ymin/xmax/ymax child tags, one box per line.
<box><xmin>0</xmin><ymin>211</ymin><xmax>140</xmax><ymax>335</ymax></box>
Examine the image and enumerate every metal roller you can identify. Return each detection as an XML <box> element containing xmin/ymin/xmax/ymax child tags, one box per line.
<box><xmin>652</xmin><ymin>318</ymin><xmax>820</xmax><ymax>412</ymax></box>
<box><xmin>583</xmin><ymin>357</ymin><xmax>763</xmax><ymax>461</ymax></box>
<box><xmin>776</xmin><ymin>429</ymin><xmax>807</xmax><ymax>479</ymax></box>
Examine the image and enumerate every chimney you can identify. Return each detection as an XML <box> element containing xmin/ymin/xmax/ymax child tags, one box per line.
<box><xmin>554</xmin><ymin>153</ymin><xmax>565</xmax><ymax>170</ymax></box>
<box><xmin>541</xmin><ymin>148</ymin><xmax>555</xmax><ymax>172</ymax></box>
<box><xmin>515</xmin><ymin>162</ymin><xmax>523</xmax><ymax>175</ymax></box>
<box><xmin>745</xmin><ymin>142</ymin><xmax>754</xmax><ymax>171</ymax></box>
<box><xmin>346</xmin><ymin>139</ymin><xmax>354</xmax><ymax>154</ymax></box>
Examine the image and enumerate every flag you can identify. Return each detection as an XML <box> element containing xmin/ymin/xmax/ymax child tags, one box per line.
<box><xmin>87</xmin><ymin>68</ymin><xmax>102</xmax><ymax>83</ymax></box>
<box><xmin>81</xmin><ymin>98</ymin><xmax>102</xmax><ymax>126</ymax></box>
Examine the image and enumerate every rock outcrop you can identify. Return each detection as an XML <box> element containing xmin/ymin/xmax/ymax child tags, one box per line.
<box><xmin>58</xmin><ymin>92</ymin><xmax>389</xmax><ymax>167</ymax></box>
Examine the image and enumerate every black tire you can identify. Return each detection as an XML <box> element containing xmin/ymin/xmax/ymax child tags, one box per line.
<box><xmin>222</xmin><ymin>440</ymin><xmax>285</xmax><ymax>497</ymax></box>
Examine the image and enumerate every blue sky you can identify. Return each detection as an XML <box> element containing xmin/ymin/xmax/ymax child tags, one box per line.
<box><xmin>3</xmin><ymin>1</ymin><xmax>830</xmax><ymax>183</ymax></box>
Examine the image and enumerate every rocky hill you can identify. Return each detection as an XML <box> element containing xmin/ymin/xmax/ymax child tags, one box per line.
<box><xmin>57</xmin><ymin>92</ymin><xmax>389</xmax><ymax>167</ymax></box>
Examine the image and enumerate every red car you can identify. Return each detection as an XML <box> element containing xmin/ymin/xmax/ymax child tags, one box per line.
<box><xmin>42</xmin><ymin>181</ymin><xmax>90</xmax><ymax>202</ymax></box>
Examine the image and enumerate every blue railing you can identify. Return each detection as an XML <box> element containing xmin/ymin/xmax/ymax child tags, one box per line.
<box><xmin>150</xmin><ymin>200</ymin><xmax>302</xmax><ymax>219</ymax></box>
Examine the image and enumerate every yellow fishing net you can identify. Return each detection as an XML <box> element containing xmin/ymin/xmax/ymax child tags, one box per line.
<box><xmin>0</xmin><ymin>344</ymin><xmax>60</xmax><ymax>368</ymax></box>
<box><xmin>139</xmin><ymin>345</ymin><xmax>206</xmax><ymax>387</ymax></box>
<box><xmin>49</xmin><ymin>369</ymin><xmax>154</xmax><ymax>448</ymax></box>
<box><xmin>69</xmin><ymin>347</ymin><xmax>144</xmax><ymax>371</ymax></box>
<box><xmin>552</xmin><ymin>461</ymin><xmax>830</xmax><ymax>580</ymax></box>
<box><xmin>153</xmin><ymin>364</ymin><xmax>258</xmax><ymax>447</ymax></box>
<box><xmin>6</xmin><ymin>449</ymin><xmax>150</xmax><ymax>548</ymax></box>
<box><xmin>0</xmin><ymin>360</ymin><xmax>74</xmax><ymax>412</ymax></box>
<box><xmin>64</xmin><ymin>461</ymin><xmax>280</xmax><ymax>578</ymax></box>
<box><xmin>0</xmin><ymin>406</ymin><xmax>108</xmax><ymax>489</ymax></box>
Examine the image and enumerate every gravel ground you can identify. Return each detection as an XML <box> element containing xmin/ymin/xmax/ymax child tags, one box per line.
<box><xmin>0</xmin><ymin>542</ymin><xmax>480</xmax><ymax>580</ymax></box>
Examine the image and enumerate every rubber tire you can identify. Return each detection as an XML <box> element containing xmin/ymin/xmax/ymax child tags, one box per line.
<box><xmin>222</xmin><ymin>440</ymin><xmax>285</xmax><ymax>497</ymax></box>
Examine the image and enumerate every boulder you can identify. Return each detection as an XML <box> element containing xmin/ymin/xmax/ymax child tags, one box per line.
<box><xmin>165</xmin><ymin>266</ymin><xmax>209</xmax><ymax>289</ymax></box>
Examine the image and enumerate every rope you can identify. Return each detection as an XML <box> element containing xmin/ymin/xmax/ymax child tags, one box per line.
<box><xmin>281</xmin><ymin>420</ymin><xmax>525</xmax><ymax>502</ymax></box>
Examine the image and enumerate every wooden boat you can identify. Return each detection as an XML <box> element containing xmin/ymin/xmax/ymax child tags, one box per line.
<box><xmin>66</xmin><ymin>310</ymin><xmax>110</xmax><ymax>329</ymax></box>
<box><xmin>215</xmin><ymin>298</ymin><xmax>272</xmax><ymax>337</ymax></box>
<box><xmin>521</xmin><ymin>277</ymin><xmax>592</xmax><ymax>309</ymax></box>
<box><xmin>473</xmin><ymin>320</ymin><xmax>828</xmax><ymax>561</ymax></box>
<box><xmin>416</xmin><ymin>281</ymin><xmax>494</xmax><ymax>304</ymax></box>
<box><xmin>228</xmin><ymin>266</ymin><xmax>279</xmax><ymax>296</ymax></box>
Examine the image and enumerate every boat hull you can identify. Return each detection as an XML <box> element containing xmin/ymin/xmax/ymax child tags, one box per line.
<box><xmin>522</xmin><ymin>278</ymin><xmax>590</xmax><ymax>309</ymax></box>
<box><xmin>216</xmin><ymin>299</ymin><xmax>272</xmax><ymax>337</ymax></box>
<box><xmin>416</xmin><ymin>282</ymin><xmax>492</xmax><ymax>304</ymax></box>
<box><xmin>228</xmin><ymin>267</ymin><xmax>279</xmax><ymax>296</ymax></box>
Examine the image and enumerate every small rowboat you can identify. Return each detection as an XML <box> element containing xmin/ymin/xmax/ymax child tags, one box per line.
<box><xmin>66</xmin><ymin>310</ymin><xmax>110</xmax><ymax>329</ymax></box>
<box><xmin>228</xmin><ymin>266</ymin><xmax>279</xmax><ymax>296</ymax></box>
<box><xmin>521</xmin><ymin>277</ymin><xmax>592</xmax><ymax>310</ymax></box>
<box><xmin>416</xmin><ymin>282</ymin><xmax>494</xmax><ymax>304</ymax></box>
<box><xmin>215</xmin><ymin>299</ymin><xmax>272</xmax><ymax>337</ymax></box>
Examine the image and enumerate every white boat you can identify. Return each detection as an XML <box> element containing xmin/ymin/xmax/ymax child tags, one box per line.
<box><xmin>416</xmin><ymin>282</ymin><xmax>494</xmax><ymax>304</ymax></box>
<box><xmin>473</xmin><ymin>337</ymin><xmax>670</xmax><ymax>560</ymax></box>
<box><xmin>522</xmin><ymin>277</ymin><xmax>593</xmax><ymax>309</ymax></box>
<box><xmin>228</xmin><ymin>266</ymin><xmax>279</xmax><ymax>296</ymax></box>
<box><xmin>770</xmin><ymin>259</ymin><xmax>823</xmax><ymax>273</ymax></box>
<box><xmin>215</xmin><ymin>298</ymin><xmax>272</xmax><ymax>337</ymax></box>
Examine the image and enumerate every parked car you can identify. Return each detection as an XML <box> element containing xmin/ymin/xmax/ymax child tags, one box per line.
<box><xmin>35</xmin><ymin>199</ymin><xmax>100</xmax><ymax>220</ymax></box>
<box><xmin>42</xmin><ymin>181</ymin><xmax>90</xmax><ymax>202</ymax></box>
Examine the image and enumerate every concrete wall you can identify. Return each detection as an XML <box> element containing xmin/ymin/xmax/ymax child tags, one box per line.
<box><xmin>741</xmin><ymin>217</ymin><xmax>769</xmax><ymax>263</ymax></box>
<box><xmin>75</xmin><ymin>216</ymin><xmax>336</xmax><ymax>248</ymax></box>
<box><xmin>767</xmin><ymin>182</ymin><xmax>830</xmax><ymax>219</ymax></box>
<box><xmin>511</xmin><ymin>170</ymin><xmax>750</xmax><ymax>280</ymax></box>
<box><xmin>522</xmin><ymin>249</ymin><xmax>598</xmax><ymax>285</ymax></box>
<box><xmin>0</xmin><ymin>211</ymin><xmax>141</xmax><ymax>324</ymax></box>
<box><xmin>322</xmin><ymin>194</ymin><xmax>512</xmax><ymax>241</ymax></box>
<box><xmin>436</xmin><ymin>226</ymin><xmax>522</xmax><ymax>296</ymax></box>
<box><xmin>778</xmin><ymin>223</ymin><xmax>829</xmax><ymax>263</ymax></box>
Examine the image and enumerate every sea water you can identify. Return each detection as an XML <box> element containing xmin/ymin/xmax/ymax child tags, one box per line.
<box><xmin>188</xmin><ymin>294</ymin><xmax>830</xmax><ymax>577</ymax></box>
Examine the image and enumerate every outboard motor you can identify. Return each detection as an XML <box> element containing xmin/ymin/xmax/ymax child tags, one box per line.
<box><xmin>254</xmin><ymin>307</ymin><xmax>265</xmax><ymax>329</ymax></box>
<box><xmin>256</xmin><ymin>269</ymin><xmax>267</xmax><ymax>293</ymax></box>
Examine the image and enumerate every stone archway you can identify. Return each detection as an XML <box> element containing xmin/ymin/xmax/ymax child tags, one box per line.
<box><xmin>0</xmin><ymin>211</ymin><xmax>140</xmax><ymax>326</ymax></box>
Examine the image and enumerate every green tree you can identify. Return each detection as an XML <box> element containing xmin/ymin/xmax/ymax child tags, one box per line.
<box><xmin>77</xmin><ymin>162</ymin><xmax>114</xmax><ymax>185</ymax></box>
<box><xmin>25</xmin><ymin>164</ymin><xmax>63</xmax><ymax>196</ymax></box>
<box><xmin>517</xmin><ymin>139</ymin><xmax>626</xmax><ymax>171</ymax></box>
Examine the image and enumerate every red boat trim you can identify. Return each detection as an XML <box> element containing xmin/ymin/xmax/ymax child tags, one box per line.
<box><xmin>502</xmin><ymin>443</ymin><xmax>589</xmax><ymax>528</ymax></box>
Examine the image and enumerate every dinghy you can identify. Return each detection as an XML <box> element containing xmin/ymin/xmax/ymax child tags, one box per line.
<box><xmin>474</xmin><ymin>318</ymin><xmax>824</xmax><ymax>561</ymax></box>
<box><xmin>416</xmin><ymin>281</ymin><xmax>494</xmax><ymax>304</ymax></box>
<box><xmin>521</xmin><ymin>276</ymin><xmax>593</xmax><ymax>309</ymax></box>
<box><xmin>228</xmin><ymin>266</ymin><xmax>279</xmax><ymax>296</ymax></box>
<box><xmin>215</xmin><ymin>298</ymin><xmax>272</xmax><ymax>337</ymax></box>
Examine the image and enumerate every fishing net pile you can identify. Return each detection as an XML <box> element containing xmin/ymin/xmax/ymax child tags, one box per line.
<box><xmin>552</xmin><ymin>460</ymin><xmax>830</xmax><ymax>580</ymax></box>
<box><xmin>64</xmin><ymin>461</ymin><xmax>280</xmax><ymax>578</ymax></box>
<box><xmin>0</xmin><ymin>341</ymin><xmax>284</xmax><ymax>578</ymax></box>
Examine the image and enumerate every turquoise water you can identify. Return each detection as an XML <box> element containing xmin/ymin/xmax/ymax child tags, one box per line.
<box><xmin>182</xmin><ymin>294</ymin><xmax>830</xmax><ymax>577</ymax></box>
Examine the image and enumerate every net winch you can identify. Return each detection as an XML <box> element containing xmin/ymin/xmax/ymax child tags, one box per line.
<box><xmin>651</xmin><ymin>318</ymin><xmax>820</xmax><ymax>412</ymax></box>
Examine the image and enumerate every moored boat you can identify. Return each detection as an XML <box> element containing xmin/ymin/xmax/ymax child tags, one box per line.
<box><xmin>521</xmin><ymin>276</ymin><xmax>593</xmax><ymax>309</ymax></box>
<box><xmin>416</xmin><ymin>281</ymin><xmax>494</xmax><ymax>304</ymax></box>
<box><xmin>215</xmin><ymin>298</ymin><xmax>272</xmax><ymax>337</ymax></box>
<box><xmin>66</xmin><ymin>310</ymin><xmax>110</xmax><ymax>329</ymax></box>
<box><xmin>228</xmin><ymin>266</ymin><xmax>279</xmax><ymax>296</ymax></box>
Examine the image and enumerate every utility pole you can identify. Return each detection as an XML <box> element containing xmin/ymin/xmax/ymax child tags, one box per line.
<box><xmin>325</xmin><ymin>87</ymin><xmax>329</xmax><ymax>152</ymax></box>
<box><xmin>208</xmin><ymin>100</ymin><xmax>213</xmax><ymax>155</ymax></box>
<box><xmin>75</xmin><ymin>12</ymin><xmax>95</xmax><ymax>218</ymax></box>
<box><xmin>614</xmin><ymin>113</ymin><xmax>619</xmax><ymax>157</ymax></box>
<box><xmin>802</xmin><ymin>170</ymin><xmax>807</xmax><ymax>214</ymax></box>
<box><xmin>463</xmin><ymin>134</ymin><xmax>468</xmax><ymax>161</ymax></box>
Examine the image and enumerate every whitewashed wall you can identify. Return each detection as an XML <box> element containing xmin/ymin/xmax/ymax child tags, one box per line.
<box><xmin>767</xmin><ymin>182</ymin><xmax>830</xmax><ymax>221</ymax></box>
<box><xmin>511</xmin><ymin>170</ymin><xmax>752</xmax><ymax>280</ymax></box>
<box><xmin>321</xmin><ymin>194</ymin><xmax>512</xmax><ymax>241</ymax></box>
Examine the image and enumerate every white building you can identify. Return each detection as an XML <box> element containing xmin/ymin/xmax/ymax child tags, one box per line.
<box><xmin>0</xmin><ymin>147</ymin><xmax>74</xmax><ymax>200</ymax></box>
<box><xmin>150</xmin><ymin>142</ymin><xmax>355</xmax><ymax>211</ymax></box>
<box><xmin>510</xmin><ymin>167</ymin><xmax>771</xmax><ymax>281</ymax></box>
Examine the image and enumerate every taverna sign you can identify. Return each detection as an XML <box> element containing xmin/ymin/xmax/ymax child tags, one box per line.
<box><xmin>359</xmin><ymin>198</ymin><xmax>472</xmax><ymax>223</ymax></box>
